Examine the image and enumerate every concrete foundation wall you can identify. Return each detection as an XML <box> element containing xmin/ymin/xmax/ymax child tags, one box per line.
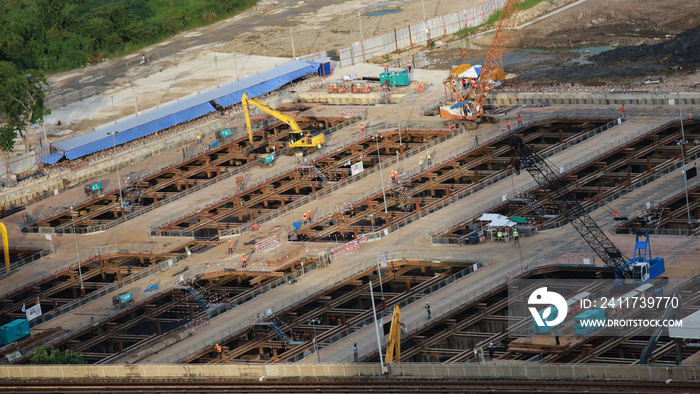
<box><xmin>0</xmin><ymin>363</ymin><xmax>697</xmax><ymax>382</ymax></box>
<box><xmin>487</xmin><ymin>91</ymin><xmax>700</xmax><ymax>108</ymax></box>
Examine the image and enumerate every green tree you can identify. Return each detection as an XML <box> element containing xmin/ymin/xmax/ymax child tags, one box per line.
<box><xmin>0</xmin><ymin>62</ymin><xmax>51</xmax><ymax>153</ymax></box>
<box><xmin>30</xmin><ymin>346</ymin><xmax>85</xmax><ymax>364</ymax></box>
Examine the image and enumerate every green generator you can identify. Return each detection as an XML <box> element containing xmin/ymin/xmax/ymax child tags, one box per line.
<box><xmin>379</xmin><ymin>71</ymin><xmax>410</xmax><ymax>86</ymax></box>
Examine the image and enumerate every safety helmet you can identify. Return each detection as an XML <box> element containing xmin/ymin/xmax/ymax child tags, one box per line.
<box><xmin>242</xmin><ymin>253</ymin><xmax>245</xmax><ymax>256</ymax></box>
<box><xmin>354</xmin><ymin>342</ymin><xmax>357</xmax><ymax>346</ymax></box>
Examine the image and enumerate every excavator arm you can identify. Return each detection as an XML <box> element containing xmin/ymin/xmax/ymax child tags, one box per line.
<box><xmin>242</xmin><ymin>92</ymin><xmax>303</xmax><ymax>132</ymax></box>
<box><xmin>385</xmin><ymin>305</ymin><xmax>402</xmax><ymax>363</ymax></box>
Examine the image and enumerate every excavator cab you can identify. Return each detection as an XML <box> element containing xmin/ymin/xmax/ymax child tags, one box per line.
<box><xmin>241</xmin><ymin>92</ymin><xmax>324</xmax><ymax>157</ymax></box>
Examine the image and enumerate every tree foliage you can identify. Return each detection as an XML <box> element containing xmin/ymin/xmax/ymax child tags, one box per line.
<box><xmin>0</xmin><ymin>62</ymin><xmax>50</xmax><ymax>152</ymax></box>
<box><xmin>30</xmin><ymin>346</ymin><xmax>86</xmax><ymax>364</ymax></box>
<box><xmin>0</xmin><ymin>0</ymin><xmax>259</xmax><ymax>73</ymax></box>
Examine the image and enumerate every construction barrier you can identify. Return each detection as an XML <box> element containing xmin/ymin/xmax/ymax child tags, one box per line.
<box><xmin>255</xmin><ymin>235</ymin><xmax>279</xmax><ymax>252</ymax></box>
<box><xmin>340</xmin><ymin>107</ymin><xmax>368</xmax><ymax>119</ymax></box>
<box><xmin>330</xmin><ymin>234</ymin><xmax>368</xmax><ymax>257</ymax></box>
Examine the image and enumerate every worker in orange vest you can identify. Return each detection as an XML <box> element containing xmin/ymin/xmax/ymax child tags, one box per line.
<box><xmin>407</xmin><ymin>61</ymin><xmax>412</xmax><ymax>72</ymax></box>
<box><xmin>506</xmin><ymin>120</ymin><xmax>511</xmax><ymax>132</ymax></box>
<box><xmin>227</xmin><ymin>239</ymin><xmax>233</xmax><ymax>255</ymax></box>
<box><xmin>241</xmin><ymin>253</ymin><xmax>247</xmax><ymax>268</ymax></box>
<box><xmin>383</xmin><ymin>62</ymin><xmax>388</xmax><ymax>72</ymax></box>
<box><xmin>196</xmin><ymin>132</ymin><xmax>202</xmax><ymax>144</ymax></box>
<box><xmin>451</xmin><ymin>79</ymin><xmax>457</xmax><ymax>87</ymax></box>
<box><xmin>517</xmin><ymin>114</ymin><xmax>522</xmax><ymax>127</ymax></box>
<box><xmin>216</xmin><ymin>343</ymin><xmax>222</xmax><ymax>358</ymax></box>
<box><xmin>307</xmin><ymin>210</ymin><xmax>313</xmax><ymax>223</ymax></box>
<box><xmin>302</xmin><ymin>213</ymin><xmax>307</xmax><ymax>225</ymax></box>
<box><xmin>621</xmin><ymin>104</ymin><xmax>626</xmax><ymax>118</ymax></box>
<box><xmin>360</xmin><ymin>122</ymin><xmax>365</xmax><ymax>137</ymax></box>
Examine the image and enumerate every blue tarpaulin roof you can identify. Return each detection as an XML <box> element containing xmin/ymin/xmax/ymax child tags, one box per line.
<box><xmin>450</xmin><ymin>101</ymin><xmax>469</xmax><ymax>109</ymax></box>
<box><xmin>215</xmin><ymin>61</ymin><xmax>319</xmax><ymax>107</ymax></box>
<box><xmin>52</xmin><ymin>60</ymin><xmax>321</xmax><ymax>161</ymax></box>
<box><xmin>40</xmin><ymin>151</ymin><xmax>65</xmax><ymax>165</ymax></box>
<box><xmin>63</xmin><ymin>102</ymin><xmax>214</xmax><ymax>160</ymax></box>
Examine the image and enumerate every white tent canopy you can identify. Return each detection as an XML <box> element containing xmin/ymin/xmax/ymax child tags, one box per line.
<box><xmin>488</xmin><ymin>217</ymin><xmax>516</xmax><ymax>228</ymax></box>
<box><xmin>478</xmin><ymin>213</ymin><xmax>506</xmax><ymax>222</ymax></box>
<box><xmin>478</xmin><ymin>213</ymin><xmax>516</xmax><ymax>228</ymax></box>
<box><xmin>458</xmin><ymin>65</ymin><xmax>482</xmax><ymax>79</ymax></box>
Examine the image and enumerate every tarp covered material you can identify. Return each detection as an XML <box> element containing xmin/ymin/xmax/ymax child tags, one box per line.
<box><xmin>64</xmin><ymin>102</ymin><xmax>215</xmax><ymax>160</ymax></box>
<box><xmin>52</xmin><ymin>60</ymin><xmax>320</xmax><ymax>161</ymax></box>
<box><xmin>450</xmin><ymin>101</ymin><xmax>469</xmax><ymax>109</ymax></box>
<box><xmin>510</xmin><ymin>216</ymin><xmax>529</xmax><ymax>224</ymax></box>
<box><xmin>458</xmin><ymin>65</ymin><xmax>482</xmax><ymax>79</ymax></box>
<box><xmin>40</xmin><ymin>151</ymin><xmax>65</xmax><ymax>165</ymax></box>
<box><xmin>215</xmin><ymin>61</ymin><xmax>319</xmax><ymax>107</ymax></box>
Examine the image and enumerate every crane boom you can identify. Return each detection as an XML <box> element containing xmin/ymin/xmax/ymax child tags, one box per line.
<box><xmin>509</xmin><ymin>137</ymin><xmax>632</xmax><ymax>279</ymax></box>
<box><xmin>472</xmin><ymin>0</ymin><xmax>521</xmax><ymax>116</ymax></box>
<box><xmin>439</xmin><ymin>0</ymin><xmax>521</xmax><ymax>123</ymax></box>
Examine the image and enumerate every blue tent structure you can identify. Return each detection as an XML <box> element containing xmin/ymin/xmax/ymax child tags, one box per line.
<box><xmin>40</xmin><ymin>151</ymin><xmax>65</xmax><ymax>165</ymax></box>
<box><xmin>51</xmin><ymin>60</ymin><xmax>323</xmax><ymax>161</ymax></box>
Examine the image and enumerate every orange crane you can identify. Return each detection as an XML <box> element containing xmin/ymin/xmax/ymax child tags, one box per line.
<box><xmin>440</xmin><ymin>0</ymin><xmax>521</xmax><ymax>129</ymax></box>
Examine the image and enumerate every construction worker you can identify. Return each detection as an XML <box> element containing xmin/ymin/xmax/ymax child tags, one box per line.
<box><xmin>196</xmin><ymin>132</ymin><xmax>202</xmax><ymax>144</ymax></box>
<box><xmin>307</xmin><ymin>210</ymin><xmax>313</xmax><ymax>223</ymax></box>
<box><xmin>302</xmin><ymin>213</ymin><xmax>307</xmax><ymax>224</ymax></box>
<box><xmin>497</xmin><ymin>229</ymin><xmax>503</xmax><ymax>240</ymax></box>
<box><xmin>419</xmin><ymin>157</ymin><xmax>424</xmax><ymax>172</ymax></box>
<box><xmin>488</xmin><ymin>343</ymin><xmax>494</xmax><ymax>360</ymax></box>
<box><xmin>513</xmin><ymin>229</ymin><xmax>519</xmax><ymax>244</ymax></box>
<box><xmin>554</xmin><ymin>329</ymin><xmax>560</xmax><ymax>345</ymax></box>
<box><xmin>241</xmin><ymin>253</ymin><xmax>247</xmax><ymax>268</ymax></box>
<box><xmin>427</xmin><ymin>150</ymin><xmax>432</xmax><ymax>166</ymax></box>
<box><xmin>407</xmin><ymin>61</ymin><xmax>412</xmax><ymax>73</ymax></box>
<box><xmin>425</xmin><ymin>302</ymin><xmax>431</xmax><ymax>319</ymax></box>
<box><xmin>353</xmin><ymin>342</ymin><xmax>359</xmax><ymax>361</ymax></box>
<box><xmin>621</xmin><ymin>104</ymin><xmax>626</xmax><ymax>118</ymax></box>
<box><xmin>518</xmin><ymin>114</ymin><xmax>522</xmax><ymax>127</ymax></box>
<box><xmin>216</xmin><ymin>343</ymin><xmax>223</xmax><ymax>358</ymax></box>
<box><xmin>360</xmin><ymin>122</ymin><xmax>365</xmax><ymax>137</ymax></box>
<box><xmin>227</xmin><ymin>239</ymin><xmax>233</xmax><ymax>255</ymax></box>
<box><xmin>506</xmin><ymin>120</ymin><xmax>511</xmax><ymax>132</ymax></box>
<box><xmin>383</xmin><ymin>62</ymin><xmax>388</xmax><ymax>72</ymax></box>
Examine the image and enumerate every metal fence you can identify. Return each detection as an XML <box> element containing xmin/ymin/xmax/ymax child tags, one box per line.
<box><xmin>0</xmin><ymin>246</ymin><xmax>55</xmax><ymax>281</ymax></box>
<box><xmin>0</xmin><ymin>146</ymin><xmax>52</xmax><ymax>179</ymax></box>
<box><xmin>339</xmin><ymin>0</ymin><xmax>507</xmax><ymax>66</ymax></box>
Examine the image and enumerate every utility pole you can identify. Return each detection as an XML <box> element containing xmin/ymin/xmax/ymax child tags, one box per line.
<box><xmin>290</xmin><ymin>28</ymin><xmax>296</xmax><ymax>59</ymax></box>
<box><xmin>214</xmin><ymin>54</ymin><xmax>220</xmax><ymax>86</ymax></box>
<box><xmin>357</xmin><ymin>12</ymin><xmax>366</xmax><ymax>62</ymax></box>
<box><xmin>671</xmin><ymin>65</ymin><xmax>692</xmax><ymax>225</ymax></box>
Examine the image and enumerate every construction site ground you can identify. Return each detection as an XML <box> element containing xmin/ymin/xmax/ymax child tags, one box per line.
<box><xmin>7</xmin><ymin>99</ymin><xmax>700</xmax><ymax>365</ymax></box>
<box><xmin>4</xmin><ymin>0</ymin><xmax>700</xmax><ymax>376</ymax></box>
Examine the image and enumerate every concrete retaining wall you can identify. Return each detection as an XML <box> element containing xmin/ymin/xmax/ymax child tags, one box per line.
<box><xmin>1</xmin><ymin>116</ymin><xmax>229</xmax><ymax>210</ymax></box>
<box><xmin>487</xmin><ymin>91</ymin><xmax>700</xmax><ymax>107</ymax></box>
<box><xmin>0</xmin><ymin>363</ymin><xmax>697</xmax><ymax>382</ymax></box>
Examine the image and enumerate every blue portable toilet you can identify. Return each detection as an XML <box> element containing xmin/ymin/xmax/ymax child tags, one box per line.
<box><xmin>315</xmin><ymin>57</ymin><xmax>332</xmax><ymax>78</ymax></box>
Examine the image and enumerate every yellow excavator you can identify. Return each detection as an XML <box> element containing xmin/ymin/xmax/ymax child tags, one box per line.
<box><xmin>241</xmin><ymin>92</ymin><xmax>325</xmax><ymax>157</ymax></box>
